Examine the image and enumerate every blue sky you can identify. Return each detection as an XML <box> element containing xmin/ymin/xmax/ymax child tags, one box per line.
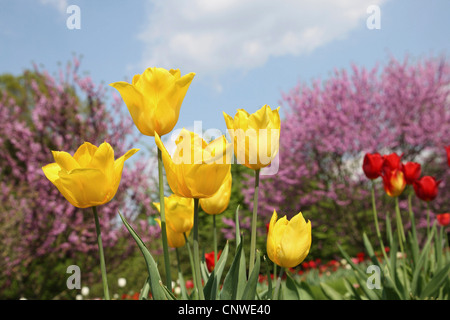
<box><xmin>1</xmin><ymin>0</ymin><xmax>449</xmax><ymax>148</ymax></box>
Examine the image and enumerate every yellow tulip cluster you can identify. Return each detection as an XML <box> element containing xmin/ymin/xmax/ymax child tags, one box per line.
<box><xmin>41</xmin><ymin>66</ymin><xmax>312</xmax><ymax>299</ymax></box>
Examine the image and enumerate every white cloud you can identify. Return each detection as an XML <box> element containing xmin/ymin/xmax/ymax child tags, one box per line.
<box><xmin>39</xmin><ymin>0</ymin><xmax>68</xmax><ymax>14</ymax></box>
<box><xmin>138</xmin><ymin>0</ymin><xmax>387</xmax><ymax>78</ymax></box>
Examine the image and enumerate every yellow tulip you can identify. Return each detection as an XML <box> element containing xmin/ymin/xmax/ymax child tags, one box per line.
<box><xmin>267</xmin><ymin>210</ymin><xmax>312</xmax><ymax>268</ymax></box>
<box><xmin>154</xmin><ymin>128</ymin><xmax>232</xmax><ymax>199</ymax></box>
<box><xmin>42</xmin><ymin>142</ymin><xmax>139</xmax><ymax>208</ymax></box>
<box><xmin>153</xmin><ymin>194</ymin><xmax>194</xmax><ymax>234</ymax></box>
<box><xmin>154</xmin><ymin>218</ymin><xmax>189</xmax><ymax>248</ymax></box>
<box><xmin>110</xmin><ymin>67</ymin><xmax>195</xmax><ymax>137</ymax></box>
<box><xmin>223</xmin><ymin>105</ymin><xmax>280</xmax><ymax>170</ymax></box>
<box><xmin>199</xmin><ymin>169</ymin><xmax>232</xmax><ymax>215</ymax></box>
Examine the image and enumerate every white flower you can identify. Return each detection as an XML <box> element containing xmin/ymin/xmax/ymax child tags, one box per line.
<box><xmin>81</xmin><ymin>286</ymin><xmax>90</xmax><ymax>296</ymax></box>
<box><xmin>76</xmin><ymin>294</ymin><xmax>83</xmax><ymax>300</ymax></box>
<box><xmin>118</xmin><ymin>278</ymin><xmax>127</xmax><ymax>288</ymax></box>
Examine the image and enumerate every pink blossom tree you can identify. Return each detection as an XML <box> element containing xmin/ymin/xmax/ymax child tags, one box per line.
<box><xmin>0</xmin><ymin>58</ymin><xmax>159</xmax><ymax>299</ymax></box>
<box><xmin>244</xmin><ymin>56</ymin><xmax>450</xmax><ymax>258</ymax></box>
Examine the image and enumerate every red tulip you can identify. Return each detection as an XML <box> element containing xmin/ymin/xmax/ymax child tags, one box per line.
<box><xmin>382</xmin><ymin>168</ymin><xmax>406</xmax><ymax>197</ymax></box>
<box><xmin>205</xmin><ymin>250</ymin><xmax>222</xmax><ymax>272</ymax></box>
<box><xmin>413</xmin><ymin>176</ymin><xmax>441</xmax><ymax>202</ymax></box>
<box><xmin>356</xmin><ymin>252</ymin><xmax>365</xmax><ymax>263</ymax></box>
<box><xmin>185</xmin><ymin>280</ymin><xmax>194</xmax><ymax>289</ymax></box>
<box><xmin>436</xmin><ymin>213</ymin><xmax>450</xmax><ymax>227</ymax></box>
<box><xmin>445</xmin><ymin>146</ymin><xmax>450</xmax><ymax>168</ymax></box>
<box><xmin>402</xmin><ymin>162</ymin><xmax>421</xmax><ymax>185</ymax></box>
<box><xmin>382</xmin><ymin>152</ymin><xmax>403</xmax><ymax>174</ymax></box>
<box><xmin>363</xmin><ymin>153</ymin><xmax>384</xmax><ymax>179</ymax></box>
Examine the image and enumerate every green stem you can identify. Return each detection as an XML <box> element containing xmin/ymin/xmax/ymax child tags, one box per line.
<box><xmin>183</xmin><ymin>233</ymin><xmax>197</xmax><ymax>293</ymax></box>
<box><xmin>213</xmin><ymin>215</ymin><xmax>217</xmax><ymax>266</ymax></box>
<box><xmin>192</xmin><ymin>198</ymin><xmax>205</xmax><ymax>300</ymax></box>
<box><xmin>273</xmin><ymin>262</ymin><xmax>277</xmax><ymax>288</ymax></box>
<box><xmin>394</xmin><ymin>197</ymin><xmax>406</xmax><ymax>253</ymax></box>
<box><xmin>176</xmin><ymin>248</ymin><xmax>188</xmax><ymax>300</ymax></box>
<box><xmin>426</xmin><ymin>201</ymin><xmax>431</xmax><ymax>236</ymax></box>
<box><xmin>249</xmin><ymin>169</ymin><xmax>260</xmax><ymax>275</ymax></box>
<box><xmin>273</xmin><ymin>267</ymin><xmax>284</xmax><ymax>300</ymax></box>
<box><xmin>371</xmin><ymin>181</ymin><xmax>388</xmax><ymax>262</ymax></box>
<box><xmin>158</xmin><ymin>148</ymin><xmax>172</xmax><ymax>291</ymax></box>
<box><xmin>407</xmin><ymin>191</ymin><xmax>420</xmax><ymax>264</ymax></box>
<box><xmin>92</xmin><ymin>206</ymin><xmax>110</xmax><ymax>300</ymax></box>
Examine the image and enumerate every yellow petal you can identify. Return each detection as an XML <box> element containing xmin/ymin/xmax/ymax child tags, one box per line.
<box><xmin>58</xmin><ymin>168</ymin><xmax>111</xmax><ymax>208</ymax></box>
<box><xmin>266</xmin><ymin>210</ymin><xmax>279</xmax><ymax>265</ymax></box>
<box><xmin>203</xmin><ymin>135</ymin><xmax>232</xmax><ymax>165</ymax></box>
<box><xmin>278</xmin><ymin>212</ymin><xmax>312</xmax><ymax>268</ymax></box>
<box><xmin>52</xmin><ymin>151</ymin><xmax>80</xmax><ymax>172</ymax></box>
<box><xmin>132</xmin><ymin>73</ymin><xmax>141</xmax><ymax>85</ymax></box>
<box><xmin>112</xmin><ymin>148</ymin><xmax>139</xmax><ymax>194</ymax></box>
<box><xmin>155</xmin><ymin>218</ymin><xmax>188</xmax><ymax>248</ymax></box>
<box><xmin>155</xmin><ymin>132</ymin><xmax>193</xmax><ymax>198</ymax></box>
<box><xmin>223</xmin><ymin>112</ymin><xmax>235</xmax><ymax>131</ymax></box>
<box><xmin>165</xmin><ymin>195</ymin><xmax>194</xmax><ymax>233</ymax></box>
<box><xmin>153</xmin><ymin>202</ymin><xmax>161</xmax><ymax>213</ymax></box>
<box><xmin>89</xmin><ymin>142</ymin><xmax>115</xmax><ymax>175</ymax></box>
<box><xmin>200</xmin><ymin>169</ymin><xmax>232</xmax><ymax>215</ymax></box>
<box><xmin>42</xmin><ymin>162</ymin><xmax>62</xmax><ymax>183</ymax></box>
<box><xmin>109</xmin><ymin>81</ymin><xmax>154</xmax><ymax>136</ymax></box>
<box><xmin>184</xmin><ymin>162</ymin><xmax>230</xmax><ymax>198</ymax></box>
<box><xmin>73</xmin><ymin>142</ymin><xmax>98</xmax><ymax>167</ymax></box>
<box><xmin>234</xmin><ymin>109</ymin><xmax>250</xmax><ymax>131</ymax></box>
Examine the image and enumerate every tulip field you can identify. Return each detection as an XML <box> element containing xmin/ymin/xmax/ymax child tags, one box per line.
<box><xmin>1</xmin><ymin>55</ymin><xmax>449</xmax><ymax>302</ymax></box>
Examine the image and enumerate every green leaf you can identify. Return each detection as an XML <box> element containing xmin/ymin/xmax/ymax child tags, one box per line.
<box><xmin>241</xmin><ymin>250</ymin><xmax>261</xmax><ymax>300</ymax></box>
<box><xmin>363</xmin><ymin>232</ymin><xmax>380</xmax><ymax>267</ymax></box>
<box><xmin>200</xmin><ymin>250</ymin><xmax>211</xmax><ymax>286</ymax></box>
<box><xmin>160</xmin><ymin>281</ymin><xmax>177</xmax><ymax>300</ymax></box>
<box><xmin>139</xmin><ymin>277</ymin><xmax>150</xmax><ymax>300</ymax></box>
<box><xmin>343</xmin><ymin>278</ymin><xmax>361</xmax><ymax>300</ymax></box>
<box><xmin>220</xmin><ymin>238</ymin><xmax>246</xmax><ymax>300</ymax></box>
<box><xmin>234</xmin><ymin>206</ymin><xmax>247</xmax><ymax>299</ymax></box>
<box><xmin>262</xmin><ymin>256</ymin><xmax>273</xmax><ymax>300</ymax></box>
<box><xmin>203</xmin><ymin>241</ymin><xmax>229</xmax><ymax>300</ymax></box>
<box><xmin>283</xmin><ymin>272</ymin><xmax>300</xmax><ymax>300</ymax></box>
<box><xmin>118</xmin><ymin>211</ymin><xmax>166</xmax><ymax>300</ymax></box>
<box><xmin>419</xmin><ymin>263</ymin><xmax>450</xmax><ymax>300</ymax></box>
<box><xmin>319</xmin><ymin>282</ymin><xmax>343</xmax><ymax>300</ymax></box>
<box><xmin>337</xmin><ymin>244</ymin><xmax>380</xmax><ymax>300</ymax></box>
<box><xmin>381</xmin><ymin>264</ymin><xmax>402</xmax><ymax>300</ymax></box>
<box><xmin>411</xmin><ymin>227</ymin><xmax>435</xmax><ymax>296</ymax></box>
<box><xmin>297</xmin><ymin>281</ymin><xmax>315</xmax><ymax>300</ymax></box>
<box><xmin>235</xmin><ymin>205</ymin><xmax>241</xmax><ymax>248</ymax></box>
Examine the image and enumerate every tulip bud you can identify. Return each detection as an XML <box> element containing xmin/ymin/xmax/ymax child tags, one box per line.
<box><xmin>436</xmin><ymin>213</ymin><xmax>450</xmax><ymax>227</ymax></box>
<box><xmin>42</xmin><ymin>142</ymin><xmax>138</xmax><ymax>208</ymax></box>
<box><xmin>413</xmin><ymin>176</ymin><xmax>441</xmax><ymax>202</ymax></box>
<box><xmin>110</xmin><ymin>67</ymin><xmax>195</xmax><ymax>137</ymax></box>
<box><xmin>362</xmin><ymin>153</ymin><xmax>384</xmax><ymax>180</ymax></box>
<box><xmin>402</xmin><ymin>162</ymin><xmax>421</xmax><ymax>185</ymax></box>
<box><xmin>382</xmin><ymin>152</ymin><xmax>403</xmax><ymax>175</ymax></box>
<box><xmin>223</xmin><ymin>105</ymin><xmax>280</xmax><ymax>170</ymax></box>
<box><xmin>382</xmin><ymin>168</ymin><xmax>406</xmax><ymax>197</ymax></box>
<box><xmin>266</xmin><ymin>210</ymin><xmax>311</xmax><ymax>268</ymax></box>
